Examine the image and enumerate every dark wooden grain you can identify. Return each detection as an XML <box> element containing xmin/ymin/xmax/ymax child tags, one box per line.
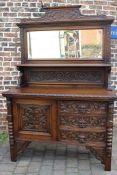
<box><xmin>2</xmin><ymin>5</ymin><xmax>117</xmax><ymax>171</ymax></box>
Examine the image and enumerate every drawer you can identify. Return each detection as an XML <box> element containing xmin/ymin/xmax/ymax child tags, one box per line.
<box><xmin>59</xmin><ymin>129</ymin><xmax>106</xmax><ymax>144</ymax></box>
<box><xmin>59</xmin><ymin>101</ymin><xmax>107</xmax><ymax>116</ymax></box>
<box><xmin>59</xmin><ymin>114</ymin><xmax>106</xmax><ymax>128</ymax></box>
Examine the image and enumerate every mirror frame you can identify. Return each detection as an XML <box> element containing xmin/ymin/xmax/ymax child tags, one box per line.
<box><xmin>23</xmin><ymin>26</ymin><xmax>107</xmax><ymax>64</ymax></box>
<box><xmin>18</xmin><ymin>5</ymin><xmax>113</xmax><ymax>64</ymax></box>
<box><xmin>26</xmin><ymin>29</ymin><xmax>103</xmax><ymax>60</ymax></box>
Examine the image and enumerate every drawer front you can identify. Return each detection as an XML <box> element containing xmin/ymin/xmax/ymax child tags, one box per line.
<box><xmin>58</xmin><ymin>101</ymin><xmax>107</xmax><ymax>128</ymax></box>
<box><xmin>59</xmin><ymin>130</ymin><xmax>106</xmax><ymax>144</ymax></box>
<box><xmin>59</xmin><ymin>114</ymin><xmax>106</xmax><ymax>128</ymax></box>
<box><xmin>59</xmin><ymin>101</ymin><xmax>107</xmax><ymax>116</ymax></box>
<box><xmin>58</xmin><ymin>101</ymin><xmax>107</xmax><ymax>144</ymax></box>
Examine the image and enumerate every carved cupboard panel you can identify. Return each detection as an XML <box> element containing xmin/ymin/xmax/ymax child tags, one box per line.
<box><xmin>13</xmin><ymin>99</ymin><xmax>57</xmax><ymax>140</ymax></box>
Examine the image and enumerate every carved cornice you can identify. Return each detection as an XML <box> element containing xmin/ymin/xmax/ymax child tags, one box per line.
<box><xmin>16</xmin><ymin>5</ymin><xmax>114</xmax><ymax>27</ymax></box>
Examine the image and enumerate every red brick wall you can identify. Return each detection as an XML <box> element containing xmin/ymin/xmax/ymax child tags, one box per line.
<box><xmin>0</xmin><ymin>0</ymin><xmax>117</xmax><ymax>132</ymax></box>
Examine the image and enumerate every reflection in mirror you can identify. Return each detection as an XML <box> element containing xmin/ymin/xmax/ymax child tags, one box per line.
<box><xmin>27</xmin><ymin>29</ymin><xmax>102</xmax><ymax>59</ymax></box>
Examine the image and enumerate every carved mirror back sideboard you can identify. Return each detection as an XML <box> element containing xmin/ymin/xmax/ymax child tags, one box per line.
<box><xmin>2</xmin><ymin>5</ymin><xmax>117</xmax><ymax>171</ymax></box>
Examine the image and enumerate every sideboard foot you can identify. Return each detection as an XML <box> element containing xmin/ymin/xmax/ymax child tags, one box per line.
<box><xmin>10</xmin><ymin>144</ymin><xmax>17</xmax><ymax>162</ymax></box>
<box><xmin>104</xmin><ymin>158</ymin><xmax>111</xmax><ymax>171</ymax></box>
<box><xmin>10</xmin><ymin>141</ymin><xmax>31</xmax><ymax>161</ymax></box>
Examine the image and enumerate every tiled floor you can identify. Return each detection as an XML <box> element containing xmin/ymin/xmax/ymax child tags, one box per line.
<box><xmin>0</xmin><ymin>128</ymin><xmax>117</xmax><ymax>175</ymax></box>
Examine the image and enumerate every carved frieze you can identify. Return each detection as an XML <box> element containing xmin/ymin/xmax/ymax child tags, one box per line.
<box><xmin>29</xmin><ymin>71</ymin><xmax>102</xmax><ymax>84</ymax></box>
<box><xmin>59</xmin><ymin>101</ymin><xmax>106</xmax><ymax>115</ymax></box>
<box><xmin>60</xmin><ymin>130</ymin><xmax>105</xmax><ymax>144</ymax></box>
<box><xmin>20</xmin><ymin>104</ymin><xmax>50</xmax><ymax>132</ymax></box>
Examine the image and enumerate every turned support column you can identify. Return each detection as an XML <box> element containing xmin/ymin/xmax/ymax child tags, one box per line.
<box><xmin>7</xmin><ymin>97</ymin><xmax>17</xmax><ymax>161</ymax></box>
<box><xmin>105</xmin><ymin>101</ymin><xmax>114</xmax><ymax>171</ymax></box>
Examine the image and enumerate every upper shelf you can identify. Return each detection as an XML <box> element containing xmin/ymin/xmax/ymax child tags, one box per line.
<box><xmin>17</xmin><ymin>63</ymin><xmax>111</xmax><ymax>68</ymax></box>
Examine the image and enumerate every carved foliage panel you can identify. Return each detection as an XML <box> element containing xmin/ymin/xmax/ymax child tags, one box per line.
<box><xmin>21</xmin><ymin>6</ymin><xmax>81</xmax><ymax>24</ymax></box>
<box><xmin>59</xmin><ymin>101</ymin><xmax>107</xmax><ymax>115</ymax></box>
<box><xmin>60</xmin><ymin>130</ymin><xmax>105</xmax><ymax>144</ymax></box>
<box><xmin>19</xmin><ymin>104</ymin><xmax>50</xmax><ymax>133</ymax></box>
<box><xmin>28</xmin><ymin>70</ymin><xmax>103</xmax><ymax>84</ymax></box>
<box><xmin>59</xmin><ymin>115</ymin><xmax>106</xmax><ymax>128</ymax></box>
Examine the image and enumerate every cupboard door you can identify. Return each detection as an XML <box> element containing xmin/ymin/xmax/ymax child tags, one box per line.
<box><xmin>13</xmin><ymin>98</ymin><xmax>57</xmax><ymax>141</ymax></box>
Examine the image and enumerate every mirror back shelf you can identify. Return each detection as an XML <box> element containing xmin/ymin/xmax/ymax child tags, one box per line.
<box><xmin>17</xmin><ymin>5</ymin><xmax>114</xmax><ymax>64</ymax></box>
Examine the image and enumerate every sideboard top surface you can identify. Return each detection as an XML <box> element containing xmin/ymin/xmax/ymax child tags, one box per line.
<box><xmin>3</xmin><ymin>87</ymin><xmax>117</xmax><ymax>101</ymax></box>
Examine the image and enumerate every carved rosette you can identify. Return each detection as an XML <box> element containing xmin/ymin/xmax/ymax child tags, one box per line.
<box><xmin>20</xmin><ymin>104</ymin><xmax>50</xmax><ymax>132</ymax></box>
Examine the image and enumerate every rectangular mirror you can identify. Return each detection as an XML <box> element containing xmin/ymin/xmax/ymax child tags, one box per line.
<box><xmin>27</xmin><ymin>29</ymin><xmax>103</xmax><ymax>60</ymax></box>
